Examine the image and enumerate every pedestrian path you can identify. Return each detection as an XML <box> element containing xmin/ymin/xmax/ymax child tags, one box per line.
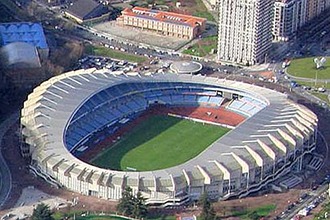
<box><xmin>244</xmin><ymin>64</ymin><xmax>270</xmax><ymax>71</ymax></box>
<box><xmin>0</xmin><ymin>112</ymin><xmax>19</xmax><ymax>208</ymax></box>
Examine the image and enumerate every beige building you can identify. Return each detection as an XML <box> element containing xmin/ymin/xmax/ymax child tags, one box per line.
<box><xmin>306</xmin><ymin>0</ymin><xmax>330</xmax><ymax>21</ymax></box>
<box><xmin>117</xmin><ymin>7</ymin><xmax>206</xmax><ymax>40</ymax></box>
<box><xmin>217</xmin><ymin>0</ymin><xmax>274</xmax><ymax>65</ymax></box>
<box><xmin>273</xmin><ymin>0</ymin><xmax>307</xmax><ymax>42</ymax></box>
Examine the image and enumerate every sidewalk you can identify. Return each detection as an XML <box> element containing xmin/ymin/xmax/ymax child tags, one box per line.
<box><xmin>244</xmin><ymin>63</ymin><xmax>270</xmax><ymax>71</ymax></box>
<box><xmin>0</xmin><ymin>112</ymin><xmax>19</xmax><ymax>208</ymax></box>
<box><xmin>285</xmin><ymin>70</ymin><xmax>330</xmax><ymax>83</ymax></box>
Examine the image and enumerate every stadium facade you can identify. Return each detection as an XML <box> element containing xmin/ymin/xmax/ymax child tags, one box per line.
<box><xmin>21</xmin><ymin>69</ymin><xmax>318</xmax><ymax>205</ymax></box>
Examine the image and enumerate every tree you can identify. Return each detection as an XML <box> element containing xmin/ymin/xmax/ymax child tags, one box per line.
<box><xmin>199</xmin><ymin>193</ymin><xmax>216</xmax><ymax>220</ymax></box>
<box><xmin>31</xmin><ymin>203</ymin><xmax>54</xmax><ymax>220</ymax></box>
<box><xmin>132</xmin><ymin>192</ymin><xmax>148</xmax><ymax>219</ymax></box>
<box><xmin>117</xmin><ymin>186</ymin><xmax>134</xmax><ymax>216</ymax></box>
<box><xmin>247</xmin><ymin>211</ymin><xmax>260</xmax><ymax>220</ymax></box>
<box><xmin>117</xmin><ymin>187</ymin><xmax>148</xmax><ymax>219</ymax></box>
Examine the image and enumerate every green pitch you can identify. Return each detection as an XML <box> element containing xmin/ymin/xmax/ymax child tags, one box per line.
<box><xmin>91</xmin><ymin>115</ymin><xmax>230</xmax><ymax>171</ymax></box>
<box><xmin>287</xmin><ymin>57</ymin><xmax>330</xmax><ymax>80</ymax></box>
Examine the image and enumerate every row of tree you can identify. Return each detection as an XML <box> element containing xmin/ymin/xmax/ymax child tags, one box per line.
<box><xmin>117</xmin><ymin>188</ymin><xmax>217</xmax><ymax>220</ymax></box>
<box><xmin>31</xmin><ymin>189</ymin><xmax>217</xmax><ymax>220</ymax></box>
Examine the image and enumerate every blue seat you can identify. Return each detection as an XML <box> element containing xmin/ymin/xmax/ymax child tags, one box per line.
<box><xmin>118</xmin><ymin>105</ymin><xmax>131</xmax><ymax>114</ymax></box>
<box><xmin>158</xmin><ymin>95</ymin><xmax>171</xmax><ymax>104</ymax></box>
<box><xmin>209</xmin><ymin>97</ymin><xmax>223</xmax><ymax>105</ymax></box>
<box><xmin>229</xmin><ymin>100</ymin><xmax>245</xmax><ymax>109</ymax></box>
<box><xmin>171</xmin><ymin>95</ymin><xmax>184</xmax><ymax>104</ymax></box>
<box><xmin>197</xmin><ymin>96</ymin><xmax>210</xmax><ymax>103</ymax></box>
<box><xmin>184</xmin><ymin>95</ymin><xmax>196</xmax><ymax>103</ymax></box>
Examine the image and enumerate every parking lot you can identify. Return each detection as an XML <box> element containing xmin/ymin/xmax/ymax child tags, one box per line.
<box><xmin>77</xmin><ymin>54</ymin><xmax>183</xmax><ymax>77</ymax></box>
<box><xmin>77</xmin><ymin>56</ymin><xmax>138</xmax><ymax>73</ymax></box>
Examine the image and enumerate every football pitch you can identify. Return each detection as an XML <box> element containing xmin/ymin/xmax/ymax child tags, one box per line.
<box><xmin>91</xmin><ymin>115</ymin><xmax>230</xmax><ymax>171</ymax></box>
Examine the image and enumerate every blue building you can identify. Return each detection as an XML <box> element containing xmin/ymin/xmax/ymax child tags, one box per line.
<box><xmin>0</xmin><ymin>22</ymin><xmax>49</xmax><ymax>68</ymax></box>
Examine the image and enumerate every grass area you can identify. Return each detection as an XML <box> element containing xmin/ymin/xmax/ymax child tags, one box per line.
<box><xmin>53</xmin><ymin>211</ymin><xmax>85</xmax><ymax>220</ymax></box>
<box><xmin>314</xmin><ymin>202</ymin><xmax>330</xmax><ymax>219</ymax></box>
<box><xmin>295</xmin><ymin>80</ymin><xmax>330</xmax><ymax>89</ymax></box>
<box><xmin>130</xmin><ymin>0</ymin><xmax>214</xmax><ymax>21</ymax></box>
<box><xmin>91</xmin><ymin>115</ymin><xmax>230</xmax><ymax>171</ymax></box>
<box><xmin>287</xmin><ymin>57</ymin><xmax>330</xmax><ymax>80</ymax></box>
<box><xmin>192</xmin><ymin>0</ymin><xmax>215</xmax><ymax>22</ymax></box>
<box><xmin>54</xmin><ymin>212</ymin><xmax>175</xmax><ymax>220</ymax></box>
<box><xmin>311</xmin><ymin>92</ymin><xmax>330</xmax><ymax>104</ymax></box>
<box><xmin>77</xmin><ymin>216</ymin><xmax>128</xmax><ymax>220</ymax></box>
<box><xmin>292</xmin><ymin>80</ymin><xmax>329</xmax><ymax>104</ymax></box>
<box><xmin>183</xmin><ymin>35</ymin><xmax>217</xmax><ymax>57</ymax></box>
<box><xmin>53</xmin><ymin>212</ymin><xmax>130</xmax><ymax>220</ymax></box>
<box><xmin>232</xmin><ymin>204</ymin><xmax>276</xmax><ymax>219</ymax></box>
<box><xmin>146</xmin><ymin>215</ymin><xmax>176</xmax><ymax>220</ymax></box>
<box><xmin>84</xmin><ymin>44</ymin><xmax>147</xmax><ymax>63</ymax></box>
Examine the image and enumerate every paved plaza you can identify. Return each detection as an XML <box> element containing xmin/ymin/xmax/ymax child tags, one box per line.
<box><xmin>2</xmin><ymin>187</ymin><xmax>66</xmax><ymax>219</ymax></box>
<box><xmin>93</xmin><ymin>21</ymin><xmax>189</xmax><ymax>50</ymax></box>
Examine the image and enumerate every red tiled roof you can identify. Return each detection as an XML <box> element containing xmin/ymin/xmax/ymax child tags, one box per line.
<box><xmin>120</xmin><ymin>7</ymin><xmax>206</xmax><ymax>27</ymax></box>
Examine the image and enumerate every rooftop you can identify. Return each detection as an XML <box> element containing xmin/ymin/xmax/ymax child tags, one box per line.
<box><xmin>21</xmin><ymin>70</ymin><xmax>318</xmax><ymax>183</ymax></box>
<box><xmin>170</xmin><ymin>61</ymin><xmax>203</xmax><ymax>74</ymax></box>
<box><xmin>121</xmin><ymin>7</ymin><xmax>206</xmax><ymax>27</ymax></box>
<box><xmin>66</xmin><ymin>0</ymin><xmax>109</xmax><ymax>20</ymax></box>
<box><xmin>0</xmin><ymin>22</ymin><xmax>48</xmax><ymax>49</ymax></box>
<box><xmin>0</xmin><ymin>42</ymin><xmax>41</xmax><ymax>68</ymax></box>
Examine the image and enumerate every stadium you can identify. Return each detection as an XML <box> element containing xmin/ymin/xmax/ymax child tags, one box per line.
<box><xmin>21</xmin><ymin>68</ymin><xmax>318</xmax><ymax>205</ymax></box>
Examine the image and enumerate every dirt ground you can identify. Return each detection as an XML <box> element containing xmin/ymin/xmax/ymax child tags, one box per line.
<box><xmin>214</xmin><ymin>189</ymin><xmax>302</xmax><ymax>219</ymax></box>
<box><xmin>93</xmin><ymin>21</ymin><xmax>189</xmax><ymax>50</ymax></box>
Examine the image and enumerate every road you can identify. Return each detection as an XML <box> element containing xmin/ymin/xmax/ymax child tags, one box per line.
<box><xmin>285</xmin><ymin>184</ymin><xmax>328</xmax><ymax>220</ymax></box>
<box><xmin>0</xmin><ymin>112</ymin><xmax>19</xmax><ymax>209</ymax></box>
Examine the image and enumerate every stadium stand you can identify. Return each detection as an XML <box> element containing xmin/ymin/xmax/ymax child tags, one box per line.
<box><xmin>279</xmin><ymin>175</ymin><xmax>303</xmax><ymax>189</ymax></box>
<box><xmin>21</xmin><ymin>70</ymin><xmax>318</xmax><ymax>205</ymax></box>
<box><xmin>226</xmin><ymin>97</ymin><xmax>266</xmax><ymax>116</ymax></box>
<box><xmin>307</xmin><ymin>156</ymin><xmax>323</xmax><ymax>170</ymax></box>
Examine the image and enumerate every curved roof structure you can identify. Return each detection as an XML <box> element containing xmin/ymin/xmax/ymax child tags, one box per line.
<box><xmin>0</xmin><ymin>22</ymin><xmax>48</xmax><ymax>49</ymax></box>
<box><xmin>21</xmin><ymin>68</ymin><xmax>318</xmax><ymax>202</ymax></box>
<box><xmin>0</xmin><ymin>42</ymin><xmax>40</xmax><ymax>68</ymax></box>
<box><xmin>170</xmin><ymin>61</ymin><xmax>203</xmax><ymax>74</ymax></box>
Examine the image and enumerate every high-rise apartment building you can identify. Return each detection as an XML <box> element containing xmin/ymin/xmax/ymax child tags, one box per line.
<box><xmin>273</xmin><ymin>0</ymin><xmax>307</xmax><ymax>42</ymax></box>
<box><xmin>217</xmin><ymin>0</ymin><xmax>274</xmax><ymax>65</ymax></box>
<box><xmin>306</xmin><ymin>0</ymin><xmax>330</xmax><ymax>20</ymax></box>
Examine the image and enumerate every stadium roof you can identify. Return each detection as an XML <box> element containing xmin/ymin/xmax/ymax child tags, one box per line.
<box><xmin>0</xmin><ymin>22</ymin><xmax>48</xmax><ymax>49</ymax></box>
<box><xmin>170</xmin><ymin>61</ymin><xmax>203</xmax><ymax>74</ymax></box>
<box><xmin>21</xmin><ymin>69</ymin><xmax>318</xmax><ymax>187</ymax></box>
<box><xmin>65</xmin><ymin>0</ymin><xmax>110</xmax><ymax>21</ymax></box>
